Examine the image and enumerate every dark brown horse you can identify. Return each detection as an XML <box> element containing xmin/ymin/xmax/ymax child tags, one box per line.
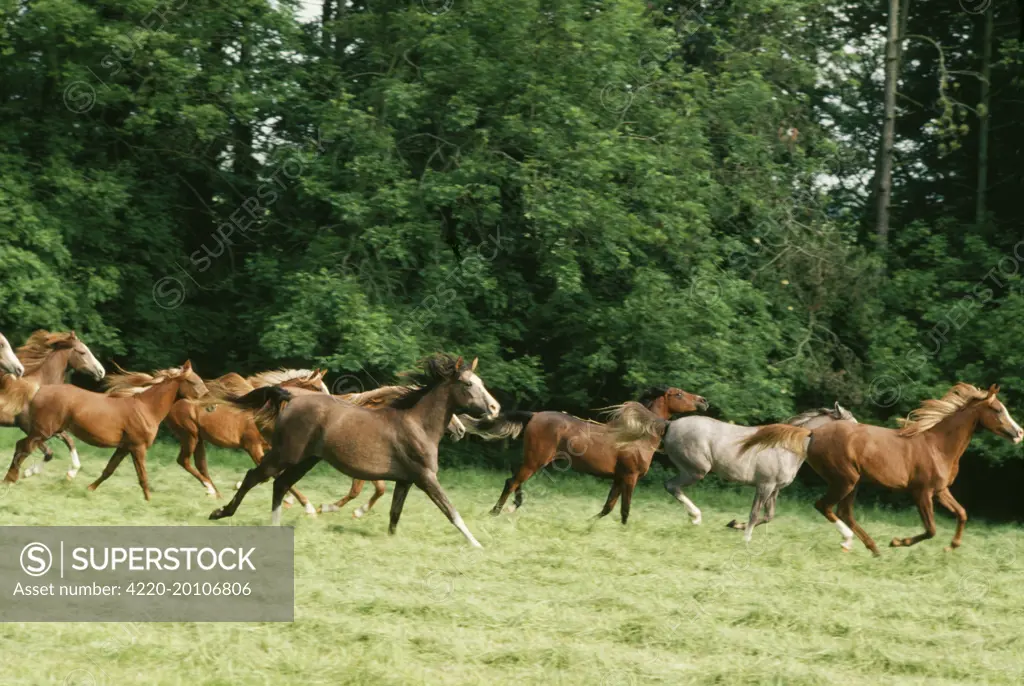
<box><xmin>5</xmin><ymin>362</ymin><xmax>208</xmax><ymax>499</ymax></box>
<box><xmin>741</xmin><ymin>383</ymin><xmax>1023</xmax><ymax>554</ymax></box>
<box><xmin>0</xmin><ymin>331</ymin><xmax>106</xmax><ymax>478</ymax></box>
<box><xmin>463</xmin><ymin>386</ymin><xmax>707</xmax><ymax>523</ymax></box>
<box><xmin>209</xmin><ymin>355</ymin><xmax>500</xmax><ymax>546</ymax></box>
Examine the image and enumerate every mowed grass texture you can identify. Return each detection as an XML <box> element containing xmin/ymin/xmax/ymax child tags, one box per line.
<box><xmin>0</xmin><ymin>433</ymin><xmax>1022</xmax><ymax>686</ymax></box>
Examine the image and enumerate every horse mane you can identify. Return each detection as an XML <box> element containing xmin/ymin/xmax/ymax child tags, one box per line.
<box><xmin>248</xmin><ymin>368</ymin><xmax>322</xmax><ymax>390</ymax></box>
<box><xmin>788</xmin><ymin>407</ymin><xmax>836</xmax><ymax>427</ymax></box>
<box><xmin>897</xmin><ymin>383</ymin><xmax>988</xmax><ymax>437</ymax></box>
<box><xmin>15</xmin><ymin>330</ymin><xmax>75</xmax><ymax>374</ymax></box>
<box><xmin>0</xmin><ymin>375</ymin><xmax>38</xmax><ymax>415</ymax></box>
<box><xmin>637</xmin><ymin>386</ymin><xmax>670</xmax><ymax>408</ymax></box>
<box><xmin>204</xmin><ymin>373</ymin><xmax>254</xmax><ymax>399</ymax></box>
<box><xmin>341</xmin><ymin>385</ymin><xmax>415</xmax><ymax>407</ymax></box>
<box><xmin>389</xmin><ymin>354</ymin><xmax>470</xmax><ymax>410</ymax></box>
<box><xmin>104</xmin><ymin>365</ymin><xmax>188</xmax><ymax>397</ymax></box>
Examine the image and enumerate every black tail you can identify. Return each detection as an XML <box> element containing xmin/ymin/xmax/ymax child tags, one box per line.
<box><xmin>227</xmin><ymin>385</ymin><xmax>294</xmax><ymax>410</ymax></box>
<box><xmin>460</xmin><ymin>410</ymin><xmax>535</xmax><ymax>441</ymax></box>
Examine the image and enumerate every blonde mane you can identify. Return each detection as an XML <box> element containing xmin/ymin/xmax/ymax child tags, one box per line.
<box><xmin>0</xmin><ymin>375</ymin><xmax>40</xmax><ymax>416</ymax></box>
<box><xmin>248</xmin><ymin>368</ymin><xmax>324</xmax><ymax>390</ymax></box>
<box><xmin>104</xmin><ymin>365</ymin><xmax>187</xmax><ymax>397</ymax></box>
<box><xmin>204</xmin><ymin>373</ymin><xmax>254</xmax><ymax>399</ymax></box>
<box><xmin>897</xmin><ymin>383</ymin><xmax>988</xmax><ymax>437</ymax></box>
<box><xmin>15</xmin><ymin>330</ymin><xmax>76</xmax><ymax>374</ymax></box>
<box><xmin>340</xmin><ymin>385</ymin><xmax>415</xmax><ymax>407</ymax></box>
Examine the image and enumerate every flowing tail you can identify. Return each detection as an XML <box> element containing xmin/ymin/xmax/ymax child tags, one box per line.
<box><xmin>739</xmin><ymin>424</ymin><xmax>811</xmax><ymax>456</ymax></box>
<box><xmin>602</xmin><ymin>402</ymin><xmax>670</xmax><ymax>447</ymax></box>
<box><xmin>223</xmin><ymin>386</ymin><xmax>294</xmax><ymax>431</ymax></box>
<box><xmin>459</xmin><ymin>410</ymin><xmax>535</xmax><ymax>441</ymax></box>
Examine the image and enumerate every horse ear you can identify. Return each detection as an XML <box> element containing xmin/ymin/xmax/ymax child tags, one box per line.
<box><xmin>454</xmin><ymin>356</ymin><xmax>464</xmax><ymax>370</ymax></box>
<box><xmin>69</xmin><ymin>330</ymin><xmax>77</xmax><ymax>339</ymax></box>
<box><xmin>471</xmin><ymin>357</ymin><xmax>478</xmax><ymax>372</ymax></box>
<box><xmin>182</xmin><ymin>360</ymin><xmax>192</xmax><ymax>372</ymax></box>
<box><xmin>988</xmin><ymin>383</ymin><xmax>1000</xmax><ymax>398</ymax></box>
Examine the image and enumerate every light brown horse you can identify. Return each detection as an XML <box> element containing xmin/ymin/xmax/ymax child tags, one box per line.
<box><xmin>0</xmin><ymin>330</ymin><xmax>106</xmax><ymax>478</ymax></box>
<box><xmin>164</xmin><ymin>368</ymin><xmax>329</xmax><ymax>512</ymax></box>
<box><xmin>741</xmin><ymin>383</ymin><xmax>1023</xmax><ymax>554</ymax></box>
<box><xmin>463</xmin><ymin>386</ymin><xmax>708</xmax><ymax>523</ymax></box>
<box><xmin>5</xmin><ymin>362</ymin><xmax>208</xmax><ymax>500</ymax></box>
<box><xmin>0</xmin><ymin>334</ymin><xmax>24</xmax><ymax>377</ymax></box>
<box><xmin>209</xmin><ymin>355</ymin><xmax>500</xmax><ymax>547</ymax></box>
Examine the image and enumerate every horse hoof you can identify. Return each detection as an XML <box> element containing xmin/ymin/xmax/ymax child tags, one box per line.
<box><xmin>353</xmin><ymin>507</ymin><xmax>367</xmax><ymax>519</ymax></box>
<box><xmin>209</xmin><ymin>510</ymin><xmax>224</xmax><ymax>520</ymax></box>
<box><xmin>691</xmin><ymin>516</ymin><xmax>702</xmax><ymax>525</ymax></box>
<box><xmin>304</xmin><ymin>503</ymin><xmax>317</xmax><ymax>516</ymax></box>
<box><xmin>319</xmin><ymin>503</ymin><xmax>339</xmax><ymax>514</ymax></box>
<box><xmin>725</xmin><ymin>519</ymin><xmax>740</xmax><ymax>529</ymax></box>
<box><xmin>889</xmin><ymin>538</ymin><xmax>902</xmax><ymax>547</ymax></box>
<box><xmin>66</xmin><ymin>470</ymin><xmax>79</xmax><ymax>480</ymax></box>
<box><xmin>944</xmin><ymin>545</ymin><xmax>959</xmax><ymax>552</ymax></box>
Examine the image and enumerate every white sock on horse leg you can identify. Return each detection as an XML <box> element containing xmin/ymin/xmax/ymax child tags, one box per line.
<box><xmin>283</xmin><ymin>493</ymin><xmax>296</xmax><ymax>505</ymax></box>
<box><xmin>835</xmin><ymin>519</ymin><xmax>854</xmax><ymax>549</ymax></box>
<box><xmin>452</xmin><ymin>512</ymin><xmax>482</xmax><ymax>548</ymax></box>
<box><xmin>304</xmin><ymin>501</ymin><xmax>316</xmax><ymax>516</ymax></box>
<box><xmin>271</xmin><ymin>504</ymin><xmax>282</xmax><ymax>526</ymax></box>
<box><xmin>678</xmin><ymin>494</ymin><xmax>702</xmax><ymax>524</ymax></box>
<box><xmin>353</xmin><ymin>505</ymin><xmax>367</xmax><ymax>518</ymax></box>
<box><xmin>321</xmin><ymin>503</ymin><xmax>340</xmax><ymax>513</ymax></box>
<box><xmin>205</xmin><ymin>482</ymin><xmax>217</xmax><ymax>497</ymax></box>
<box><xmin>67</xmin><ymin>449</ymin><xmax>81</xmax><ymax>479</ymax></box>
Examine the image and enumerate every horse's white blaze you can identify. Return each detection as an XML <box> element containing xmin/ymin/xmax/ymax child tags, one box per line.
<box><xmin>835</xmin><ymin>519</ymin><xmax>854</xmax><ymax>549</ymax></box>
<box><xmin>271</xmin><ymin>504</ymin><xmax>282</xmax><ymax>526</ymax></box>
<box><xmin>353</xmin><ymin>505</ymin><xmax>368</xmax><ymax>518</ymax></box>
<box><xmin>304</xmin><ymin>501</ymin><xmax>316</xmax><ymax>516</ymax></box>
<box><xmin>452</xmin><ymin>512</ymin><xmax>482</xmax><ymax>548</ymax></box>
<box><xmin>1000</xmin><ymin>405</ymin><xmax>1023</xmax><ymax>443</ymax></box>
<box><xmin>82</xmin><ymin>348</ymin><xmax>105</xmax><ymax>379</ymax></box>
<box><xmin>469</xmin><ymin>372</ymin><xmax>501</xmax><ymax>419</ymax></box>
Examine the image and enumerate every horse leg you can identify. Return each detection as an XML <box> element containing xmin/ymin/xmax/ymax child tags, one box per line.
<box><xmin>735</xmin><ymin>483</ymin><xmax>775</xmax><ymax>543</ymax></box>
<box><xmin>5</xmin><ymin>435</ymin><xmax>47</xmax><ymax>483</ymax></box>
<box><xmin>354</xmin><ymin>481</ymin><xmax>387</xmax><ymax>519</ymax></box>
<box><xmin>176</xmin><ymin>433</ymin><xmax>214</xmax><ymax>496</ymax></box>
<box><xmin>87</xmin><ymin>447</ymin><xmax>130</xmax><ymax>493</ymax></box>
<box><xmin>192</xmin><ymin>439</ymin><xmax>221</xmax><ymax>498</ymax></box>
<box><xmin>415</xmin><ymin>471</ymin><xmax>482</xmax><ymax>548</ymax></box>
<box><xmin>595</xmin><ymin>479</ymin><xmax>623</xmax><ymax>519</ymax></box>
<box><xmin>935</xmin><ymin>488</ymin><xmax>967</xmax><ymax>550</ymax></box>
<box><xmin>664</xmin><ymin>468</ymin><xmax>706</xmax><ymax>524</ymax></box>
<box><xmin>319</xmin><ymin>479</ymin><xmax>363</xmax><ymax>514</ymax></box>
<box><xmin>270</xmin><ymin>457</ymin><xmax>322</xmax><ymax>525</ymax></box>
<box><xmin>388</xmin><ymin>481</ymin><xmax>412</xmax><ymax>534</ymax></box>
<box><xmin>129</xmin><ymin>446</ymin><xmax>152</xmax><ymax>501</ymax></box>
<box><xmin>813</xmin><ymin>480</ymin><xmax>861</xmax><ymax>553</ymax></box>
<box><xmin>619</xmin><ymin>474</ymin><xmax>639</xmax><ymax>525</ymax></box>
<box><xmin>491</xmin><ymin>464</ymin><xmax>536</xmax><ymax>515</ymax></box>
<box><xmin>56</xmin><ymin>432</ymin><xmax>80</xmax><ymax>479</ymax></box>
<box><xmin>210</xmin><ymin>452</ymin><xmax>285</xmax><ymax>520</ymax></box>
<box><xmin>22</xmin><ymin>440</ymin><xmax>53</xmax><ymax>478</ymax></box>
<box><xmin>890</xmin><ymin>488</ymin><xmax>936</xmax><ymax>549</ymax></box>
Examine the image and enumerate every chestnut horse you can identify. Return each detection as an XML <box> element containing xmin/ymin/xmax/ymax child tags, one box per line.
<box><xmin>5</xmin><ymin>362</ymin><xmax>208</xmax><ymax>500</ymax></box>
<box><xmin>463</xmin><ymin>386</ymin><xmax>707</xmax><ymax>523</ymax></box>
<box><xmin>0</xmin><ymin>334</ymin><xmax>24</xmax><ymax>377</ymax></box>
<box><xmin>0</xmin><ymin>331</ymin><xmax>106</xmax><ymax>478</ymax></box>
<box><xmin>209</xmin><ymin>355</ymin><xmax>500</xmax><ymax>547</ymax></box>
<box><xmin>741</xmin><ymin>383</ymin><xmax>1023</xmax><ymax>554</ymax></box>
<box><xmin>164</xmin><ymin>368</ymin><xmax>329</xmax><ymax>512</ymax></box>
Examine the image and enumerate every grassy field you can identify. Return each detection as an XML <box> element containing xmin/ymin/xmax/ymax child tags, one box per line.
<box><xmin>0</xmin><ymin>433</ymin><xmax>1022</xmax><ymax>686</ymax></box>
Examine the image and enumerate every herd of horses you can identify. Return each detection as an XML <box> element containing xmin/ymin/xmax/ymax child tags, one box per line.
<box><xmin>0</xmin><ymin>329</ymin><xmax>1021</xmax><ymax>555</ymax></box>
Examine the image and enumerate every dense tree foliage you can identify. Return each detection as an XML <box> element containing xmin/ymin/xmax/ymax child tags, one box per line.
<box><xmin>2</xmin><ymin>0</ymin><xmax>1023</xmax><ymax>513</ymax></box>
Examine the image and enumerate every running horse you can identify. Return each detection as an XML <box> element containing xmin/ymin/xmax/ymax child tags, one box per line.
<box><xmin>209</xmin><ymin>355</ymin><xmax>500</xmax><ymax>547</ymax></box>
<box><xmin>0</xmin><ymin>331</ymin><xmax>106</xmax><ymax>478</ymax></box>
<box><xmin>463</xmin><ymin>386</ymin><xmax>707</xmax><ymax>523</ymax></box>
<box><xmin>0</xmin><ymin>334</ymin><xmax>24</xmax><ymax>377</ymax></box>
<box><xmin>606</xmin><ymin>400</ymin><xmax>856</xmax><ymax>540</ymax></box>
<box><xmin>740</xmin><ymin>383</ymin><xmax>1023</xmax><ymax>554</ymax></box>
<box><xmin>5</xmin><ymin>362</ymin><xmax>207</xmax><ymax>499</ymax></box>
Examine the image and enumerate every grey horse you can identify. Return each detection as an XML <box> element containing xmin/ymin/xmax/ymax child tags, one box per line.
<box><xmin>607</xmin><ymin>402</ymin><xmax>857</xmax><ymax>541</ymax></box>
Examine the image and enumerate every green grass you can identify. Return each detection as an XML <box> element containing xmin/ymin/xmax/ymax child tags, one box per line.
<box><xmin>1</xmin><ymin>432</ymin><xmax>1023</xmax><ymax>685</ymax></box>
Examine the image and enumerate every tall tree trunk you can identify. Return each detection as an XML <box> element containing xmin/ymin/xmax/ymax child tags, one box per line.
<box><xmin>876</xmin><ymin>0</ymin><xmax>901</xmax><ymax>251</ymax></box>
<box><xmin>975</xmin><ymin>6</ymin><xmax>994</xmax><ymax>226</ymax></box>
<box><xmin>322</xmin><ymin>0</ymin><xmax>334</xmax><ymax>53</ymax></box>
